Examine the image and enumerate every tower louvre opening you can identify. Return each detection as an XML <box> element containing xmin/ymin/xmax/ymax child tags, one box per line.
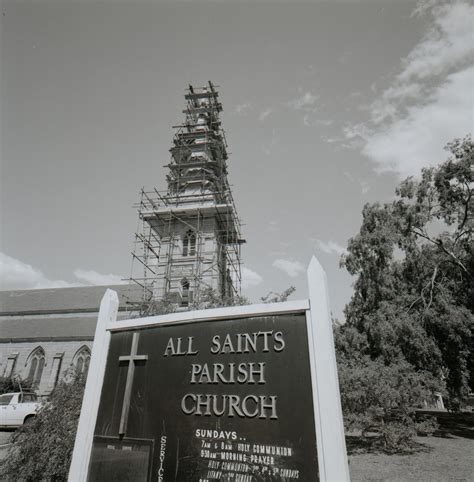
<box><xmin>129</xmin><ymin>82</ymin><xmax>245</xmax><ymax>314</ymax></box>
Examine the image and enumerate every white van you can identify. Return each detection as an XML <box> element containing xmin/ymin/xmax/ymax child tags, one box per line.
<box><xmin>0</xmin><ymin>392</ymin><xmax>40</xmax><ymax>428</ymax></box>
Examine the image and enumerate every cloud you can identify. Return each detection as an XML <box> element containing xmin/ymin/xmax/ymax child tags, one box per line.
<box><xmin>343</xmin><ymin>171</ymin><xmax>355</xmax><ymax>182</ymax></box>
<box><xmin>360</xmin><ymin>181</ymin><xmax>370</xmax><ymax>195</ymax></box>
<box><xmin>343</xmin><ymin>123</ymin><xmax>369</xmax><ymax>148</ymax></box>
<box><xmin>321</xmin><ymin>134</ymin><xmax>344</xmax><ymax>145</ymax></box>
<box><xmin>345</xmin><ymin>1</ymin><xmax>474</xmax><ymax>177</ymax></box>
<box><xmin>262</xmin><ymin>128</ymin><xmax>278</xmax><ymax>155</ymax></box>
<box><xmin>399</xmin><ymin>2</ymin><xmax>473</xmax><ymax>84</ymax></box>
<box><xmin>314</xmin><ymin>240</ymin><xmax>346</xmax><ymax>256</ymax></box>
<box><xmin>241</xmin><ymin>267</ymin><xmax>263</xmax><ymax>289</ymax></box>
<box><xmin>73</xmin><ymin>269</ymin><xmax>127</xmax><ymax>286</ymax></box>
<box><xmin>363</xmin><ymin>67</ymin><xmax>473</xmax><ymax>177</ymax></box>
<box><xmin>0</xmin><ymin>252</ymin><xmax>75</xmax><ymax>290</ymax></box>
<box><xmin>272</xmin><ymin>259</ymin><xmax>305</xmax><ymax>278</ymax></box>
<box><xmin>316</xmin><ymin>119</ymin><xmax>334</xmax><ymax>127</ymax></box>
<box><xmin>304</xmin><ymin>114</ymin><xmax>334</xmax><ymax>129</ymax></box>
<box><xmin>288</xmin><ymin>92</ymin><xmax>319</xmax><ymax>111</ymax></box>
<box><xmin>0</xmin><ymin>252</ymin><xmax>127</xmax><ymax>290</ymax></box>
<box><xmin>268</xmin><ymin>220</ymin><xmax>279</xmax><ymax>232</ymax></box>
<box><xmin>303</xmin><ymin>114</ymin><xmax>313</xmax><ymax>127</ymax></box>
<box><xmin>259</xmin><ymin>108</ymin><xmax>274</xmax><ymax>122</ymax></box>
<box><xmin>235</xmin><ymin>102</ymin><xmax>252</xmax><ymax>115</ymax></box>
<box><xmin>268</xmin><ymin>250</ymin><xmax>288</xmax><ymax>257</ymax></box>
<box><xmin>339</xmin><ymin>50</ymin><xmax>352</xmax><ymax>65</ymax></box>
<box><xmin>343</xmin><ymin>171</ymin><xmax>370</xmax><ymax>194</ymax></box>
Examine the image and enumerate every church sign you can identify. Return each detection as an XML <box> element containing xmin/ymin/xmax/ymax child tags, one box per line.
<box><xmin>69</xmin><ymin>258</ymin><xmax>349</xmax><ymax>481</ymax></box>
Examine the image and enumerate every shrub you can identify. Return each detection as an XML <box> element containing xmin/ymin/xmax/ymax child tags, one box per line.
<box><xmin>0</xmin><ymin>371</ymin><xmax>86</xmax><ymax>481</ymax></box>
<box><xmin>0</xmin><ymin>376</ymin><xmax>33</xmax><ymax>395</ymax></box>
<box><xmin>415</xmin><ymin>415</ymin><xmax>439</xmax><ymax>437</ymax></box>
<box><xmin>381</xmin><ymin>419</ymin><xmax>417</xmax><ymax>453</ymax></box>
<box><xmin>336</xmin><ymin>343</ymin><xmax>443</xmax><ymax>452</ymax></box>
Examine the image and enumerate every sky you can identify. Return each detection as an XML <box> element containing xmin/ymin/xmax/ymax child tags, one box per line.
<box><xmin>1</xmin><ymin>0</ymin><xmax>473</xmax><ymax>320</ymax></box>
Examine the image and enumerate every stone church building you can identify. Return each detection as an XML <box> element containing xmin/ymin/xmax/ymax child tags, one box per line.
<box><xmin>0</xmin><ymin>285</ymin><xmax>142</xmax><ymax>396</ymax></box>
<box><xmin>0</xmin><ymin>82</ymin><xmax>243</xmax><ymax>397</ymax></box>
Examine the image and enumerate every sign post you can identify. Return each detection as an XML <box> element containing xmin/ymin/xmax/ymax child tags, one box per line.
<box><xmin>69</xmin><ymin>289</ymin><xmax>119</xmax><ymax>480</ymax></box>
<box><xmin>306</xmin><ymin>257</ymin><xmax>350</xmax><ymax>481</ymax></box>
<box><xmin>69</xmin><ymin>257</ymin><xmax>349</xmax><ymax>481</ymax></box>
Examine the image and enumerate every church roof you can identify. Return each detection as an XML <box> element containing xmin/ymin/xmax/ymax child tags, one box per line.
<box><xmin>0</xmin><ymin>312</ymin><xmax>136</xmax><ymax>342</ymax></box>
<box><xmin>0</xmin><ymin>285</ymin><xmax>143</xmax><ymax>341</ymax></box>
<box><xmin>0</xmin><ymin>315</ymin><xmax>97</xmax><ymax>341</ymax></box>
<box><xmin>0</xmin><ymin>284</ymin><xmax>142</xmax><ymax>316</ymax></box>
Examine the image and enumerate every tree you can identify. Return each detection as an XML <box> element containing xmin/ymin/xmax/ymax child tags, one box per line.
<box><xmin>0</xmin><ymin>376</ymin><xmax>33</xmax><ymax>395</ymax></box>
<box><xmin>136</xmin><ymin>287</ymin><xmax>251</xmax><ymax>316</ymax></box>
<box><xmin>140</xmin><ymin>285</ymin><xmax>296</xmax><ymax>315</ymax></box>
<box><xmin>260</xmin><ymin>286</ymin><xmax>296</xmax><ymax>303</ymax></box>
<box><xmin>190</xmin><ymin>287</ymin><xmax>250</xmax><ymax>310</ymax></box>
<box><xmin>335</xmin><ymin>137</ymin><xmax>473</xmax><ymax>449</ymax></box>
<box><xmin>0</xmin><ymin>371</ymin><xmax>86</xmax><ymax>481</ymax></box>
<box><xmin>136</xmin><ymin>291</ymin><xmax>179</xmax><ymax>317</ymax></box>
<box><xmin>335</xmin><ymin>325</ymin><xmax>441</xmax><ymax>451</ymax></box>
<box><xmin>341</xmin><ymin>136</ymin><xmax>473</xmax><ymax>401</ymax></box>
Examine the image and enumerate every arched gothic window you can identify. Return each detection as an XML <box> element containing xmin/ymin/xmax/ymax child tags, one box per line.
<box><xmin>73</xmin><ymin>346</ymin><xmax>91</xmax><ymax>375</ymax></box>
<box><xmin>183</xmin><ymin>230</ymin><xmax>196</xmax><ymax>257</ymax></box>
<box><xmin>26</xmin><ymin>347</ymin><xmax>45</xmax><ymax>388</ymax></box>
<box><xmin>181</xmin><ymin>278</ymin><xmax>190</xmax><ymax>307</ymax></box>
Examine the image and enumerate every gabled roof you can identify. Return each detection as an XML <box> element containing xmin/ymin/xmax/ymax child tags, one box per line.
<box><xmin>0</xmin><ymin>312</ymin><xmax>134</xmax><ymax>342</ymax></box>
<box><xmin>0</xmin><ymin>315</ymin><xmax>97</xmax><ymax>341</ymax></box>
<box><xmin>0</xmin><ymin>284</ymin><xmax>142</xmax><ymax>316</ymax></box>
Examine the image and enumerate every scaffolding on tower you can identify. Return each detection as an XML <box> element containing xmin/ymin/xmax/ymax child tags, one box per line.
<box><xmin>128</xmin><ymin>82</ymin><xmax>245</xmax><ymax>314</ymax></box>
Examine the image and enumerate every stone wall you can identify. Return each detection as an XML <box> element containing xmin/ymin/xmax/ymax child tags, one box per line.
<box><xmin>0</xmin><ymin>339</ymin><xmax>92</xmax><ymax>397</ymax></box>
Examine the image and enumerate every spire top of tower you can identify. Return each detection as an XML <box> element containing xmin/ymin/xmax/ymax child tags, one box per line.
<box><xmin>129</xmin><ymin>83</ymin><xmax>244</xmax><ymax>313</ymax></box>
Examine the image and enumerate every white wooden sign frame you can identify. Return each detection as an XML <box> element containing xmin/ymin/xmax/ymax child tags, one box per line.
<box><xmin>69</xmin><ymin>257</ymin><xmax>349</xmax><ymax>481</ymax></box>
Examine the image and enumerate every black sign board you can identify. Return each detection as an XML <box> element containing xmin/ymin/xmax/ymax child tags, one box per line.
<box><xmin>88</xmin><ymin>313</ymin><xmax>318</xmax><ymax>481</ymax></box>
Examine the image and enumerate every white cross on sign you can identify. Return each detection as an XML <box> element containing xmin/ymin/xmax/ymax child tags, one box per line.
<box><xmin>118</xmin><ymin>332</ymin><xmax>148</xmax><ymax>436</ymax></box>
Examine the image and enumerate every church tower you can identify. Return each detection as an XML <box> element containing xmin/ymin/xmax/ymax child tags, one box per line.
<box><xmin>131</xmin><ymin>82</ymin><xmax>244</xmax><ymax>309</ymax></box>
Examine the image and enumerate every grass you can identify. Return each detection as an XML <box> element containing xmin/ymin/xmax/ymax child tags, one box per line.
<box><xmin>348</xmin><ymin>412</ymin><xmax>474</xmax><ymax>481</ymax></box>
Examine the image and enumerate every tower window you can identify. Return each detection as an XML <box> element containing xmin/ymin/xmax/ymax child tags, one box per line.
<box><xmin>183</xmin><ymin>230</ymin><xmax>196</xmax><ymax>257</ymax></box>
<box><xmin>181</xmin><ymin>278</ymin><xmax>190</xmax><ymax>307</ymax></box>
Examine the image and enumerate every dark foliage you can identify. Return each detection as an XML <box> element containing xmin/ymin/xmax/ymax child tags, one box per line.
<box><xmin>190</xmin><ymin>287</ymin><xmax>250</xmax><ymax>310</ymax></box>
<box><xmin>260</xmin><ymin>286</ymin><xmax>296</xmax><ymax>303</ymax></box>
<box><xmin>135</xmin><ymin>287</ymin><xmax>251</xmax><ymax>317</ymax></box>
<box><xmin>0</xmin><ymin>371</ymin><xmax>86</xmax><ymax>481</ymax></box>
<box><xmin>0</xmin><ymin>376</ymin><xmax>33</xmax><ymax>395</ymax></box>
<box><xmin>336</xmin><ymin>136</ymin><xmax>473</xmax><ymax>450</ymax></box>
